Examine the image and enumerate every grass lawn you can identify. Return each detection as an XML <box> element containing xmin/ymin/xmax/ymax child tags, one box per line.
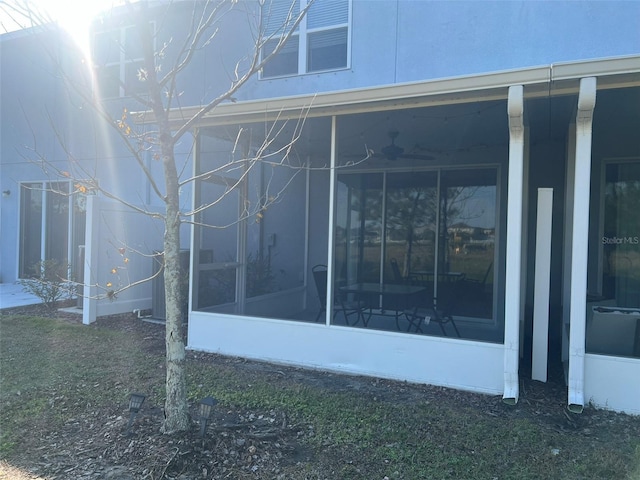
<box><xmin>1</xmin><ymin>311</ymin><xmax>639</xmax><ymax>479</ymax></box>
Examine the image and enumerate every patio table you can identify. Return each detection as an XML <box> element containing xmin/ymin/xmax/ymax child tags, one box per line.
<box><xmin>339</xmin><ymin>283</ymin><xmax>426</xmax><ymax>330</ymax></box>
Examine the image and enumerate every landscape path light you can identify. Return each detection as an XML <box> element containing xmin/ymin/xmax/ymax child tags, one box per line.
<box><xmin>126</xmin><ymin>393</ymin><xmax>146</xmax><ymax>435</ymax></box>
<box><xmin>199</xmin><ymin>396</ymin><xmax>218</xmax><ymax>437</ymax></box>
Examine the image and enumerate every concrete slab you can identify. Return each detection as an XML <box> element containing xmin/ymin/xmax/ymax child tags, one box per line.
<box><xmin>0</xmin><ymin>283</ymin><xmax>41</xmax><ymax>309</ymax></box>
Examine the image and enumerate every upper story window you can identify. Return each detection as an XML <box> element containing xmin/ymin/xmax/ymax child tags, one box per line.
<box><xmin>92</xmin><ymin>24</ymin><xmax>153</xmax><ymax>98</ymax></box>
<box><xmin>261</xmin><ymin>0</ymin><xmax>350</xmax><ymax>79</ymax></box>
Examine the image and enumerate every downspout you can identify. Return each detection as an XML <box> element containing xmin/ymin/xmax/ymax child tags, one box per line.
<box><xmin>503</xmin><ymin>85</ymin><xmax>524</xmax><ymax>404</ymax></box>
<box><xmin>567</xmin><ymin>77</ymin><xmax>597</xmax><ymax>413</ymax></box>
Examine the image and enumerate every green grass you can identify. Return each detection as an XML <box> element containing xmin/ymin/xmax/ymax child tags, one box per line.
<box><xmin>0</xmin><ymin>315</ymin><xmax>162</xmax><ymax>457</ymax></box>
<box><xmin>187</xmin><ymin>353</ymin><xmax>640</xmax><ymax>479</ymax></box>
<box><xmin>2</xmin><ymin>314</ymin><xmax>640</xmax><ymax>479</ymax></box>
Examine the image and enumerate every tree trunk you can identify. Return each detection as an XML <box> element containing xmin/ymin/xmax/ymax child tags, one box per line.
<box><xmin>160</xmin><ymin>144</ymin><xmax>190</xmax><ymax>434</ymax></box>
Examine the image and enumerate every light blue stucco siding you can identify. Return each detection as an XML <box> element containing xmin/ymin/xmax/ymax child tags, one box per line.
<box><xmin>239</xmin><ymin>0</ymin><xmax>640</xmax><ymax>100</ymax></box>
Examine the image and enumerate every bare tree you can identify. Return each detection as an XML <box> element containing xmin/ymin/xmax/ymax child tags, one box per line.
<box><xmin>2</xmin><ymin>0</ymin><xmax>317</xmax><ymax>434</ymax></box>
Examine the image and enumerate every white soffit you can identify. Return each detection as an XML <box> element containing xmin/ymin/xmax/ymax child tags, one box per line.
<box><xmin>147</xmin><ymin>55</ymin><xmax>640</xmax><ymax>128</ymax></box>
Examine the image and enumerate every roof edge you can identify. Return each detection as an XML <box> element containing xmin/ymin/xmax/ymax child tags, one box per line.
<box><xmin>136</xmin><ymin>54</ymin><xmax>640</xmax><ymax>126</ymax></box>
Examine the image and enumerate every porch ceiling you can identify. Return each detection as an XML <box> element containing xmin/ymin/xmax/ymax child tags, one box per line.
<box><xmin>188</xmin><ymin>55</ymin><xmax>640</xmax><ymax>163</ymax></box>
<box><xmin>200</xmin><ymin>95</ymin><xmax>577</xmax><ymax>162</ymax></box>
<box><xmin>200</xmin><ymin>85</ymin><xmax>638</xmax><ymax>164</ymax></box>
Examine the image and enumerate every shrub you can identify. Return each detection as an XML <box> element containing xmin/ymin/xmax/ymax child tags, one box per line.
<box><xmin>18</xmin><ymin>259</ymin><xmax>72</xmax><ymax>310</ymax></box>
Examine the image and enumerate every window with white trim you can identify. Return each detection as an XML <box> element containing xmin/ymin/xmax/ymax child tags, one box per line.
<box><xmin>92</xmin><ymin>24</ymin><xmax>153</xmax><ymax>98</ymax></box>
<box><xmin>19</xmin><ymin>181</ymin><xmax>86</xmax><ymax>279</ymax></box>
<box><xmin>586</xmin><ymin>160</ymin><xmax>640</xmax><ymax>358</ymax></box>
<box><xmin>261</xmin><ymin>0</ymin><xmax>350</xmax><ymax>78</ymax></box>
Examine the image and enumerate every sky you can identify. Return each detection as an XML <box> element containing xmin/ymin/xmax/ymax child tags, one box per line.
<box><xmin>0</xmin><ymin>0</ymin><xmax>122</xmax><ymax>48</ymax></box>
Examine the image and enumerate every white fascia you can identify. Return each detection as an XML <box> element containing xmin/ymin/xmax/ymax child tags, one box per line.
<box><xmin>152</xmin><ymin>55</ymin><xmax>640</xmax><ymax>128</ymax></box>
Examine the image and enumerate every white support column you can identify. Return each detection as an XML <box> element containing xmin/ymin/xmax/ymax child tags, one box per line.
<box><xmin>303</xmin><ymin>156</ymin><xmax>311</xmax><ymax>312</ymax></box>
<box><xmin>325</xmin><ymin>116</ymin><xmax>338</xmax><ymax>325</ymax></box>
<box><xmin>82</xmin><ymin>195</ymin><xmax>98</xmax><ymax>325</ymax></box>
<box><xmin>532</xmin><ymin>188</ymin><xmax>553</xmax><ymax>382</ymax></box>
<box><xmin>503</xmin><ymin>85</ymin><xmax>525</xmax><ymax>404</ymax></box>
<box><xmin>189</xmin><ymin>130</ymin><xmax>201</xmax><ymax>316</ymax></box>
<box><xmin>568</xmin><ymin>77</ymin><xmax>597</xmax><ymax>413</ymax></box>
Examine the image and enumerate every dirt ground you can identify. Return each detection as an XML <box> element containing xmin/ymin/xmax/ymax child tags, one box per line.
<box><xmin>1</xmin><ymin>304</ymin><xmax>639</xmax><ymax>480</ymax></box>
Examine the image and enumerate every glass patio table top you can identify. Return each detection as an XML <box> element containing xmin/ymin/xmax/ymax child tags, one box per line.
<box><xmin>340</xmin><ymin>282</ymin><xmax>427</xmax><ymax>296</ymax></box>
<box><xmin>338</xmin><ymin>283</ymin><xmax>427</xmax><ymax>329</ymax></box>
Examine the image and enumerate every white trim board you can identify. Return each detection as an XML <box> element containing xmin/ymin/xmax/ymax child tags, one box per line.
<box><xmin>137</xmin><ymin>55</ymin><xmax>640</xmax><ymax>127</ymax></box>
<box><xmin>187</xmin><ymin>311</ymin><xmax>504</xmax><ymax>396</ymax></box>
<box><xmin>584</xmin><ymin>354</ymin><xmax>640</xmax><ymax>415</ymax></box>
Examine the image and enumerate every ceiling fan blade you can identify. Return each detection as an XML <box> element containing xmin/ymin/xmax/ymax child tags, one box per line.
<box><xmin>341</xmin><ymin>152</ymin><xmax>435</xmax><ymax>161</ymax></box>
<box><xmin>399</xmin><ymin>153</ymin><xmax>435</xmax><ymax>161</ymax></box>
<box><xmin>342</xmin><ymin>128</ymin><xmax>436</xmax><ymax>161</ymax></box>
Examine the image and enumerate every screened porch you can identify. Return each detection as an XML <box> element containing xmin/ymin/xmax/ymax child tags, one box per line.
<box><xmin>190</xmin><ymin>99</ymin><xmax>511</xmax><ymax>344</ymax></box>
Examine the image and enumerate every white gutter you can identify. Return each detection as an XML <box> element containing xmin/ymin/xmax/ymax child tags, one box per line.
<box><xmin>567</xmin><ymin>77</ymin><xmax>597</xmax><ymax>413</ymax></box>
<box><xmin>503</xmin><ymin>85</ymin><xmax>525</xmax><ymax>404</ymax></box>
<box><xmin>141</xmin><ymin>55</ymin><xmax>640</xmax><ymax>128</ymax></box>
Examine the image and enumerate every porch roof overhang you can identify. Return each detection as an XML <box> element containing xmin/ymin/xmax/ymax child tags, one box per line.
<box><xmin>136</xmin><ymin>54</ymin><xmax>640</xmax><ymax>129</ymax></box>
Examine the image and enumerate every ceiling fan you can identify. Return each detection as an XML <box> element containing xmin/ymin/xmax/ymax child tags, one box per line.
<box><xmin>373</xmin><ymin>130</ymin><xmax>434</xmax><ymax>161</ymax></box>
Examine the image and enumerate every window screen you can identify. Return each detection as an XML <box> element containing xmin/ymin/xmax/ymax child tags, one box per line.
<box><xmin>308</xmin><ymin>28</ymin><xmax>347</xmax><ymax>72</ymax></box>
<box><xmin>262</xmin><ymin>0</ymin><xmax>349</xmax><ymax>78</ymax></box>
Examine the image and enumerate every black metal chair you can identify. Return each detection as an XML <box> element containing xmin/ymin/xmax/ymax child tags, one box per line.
<box><xmin>404</xmin><ymin>303</ymin><xmax>461</xmax><ymax>337</ymax></box>
<box><xmin>312</xmin><ymin>264</ymin><xmax>364</xmax><ymax>325</ymax></box>
<box><xmin>403</xmin><ymin>279</ymin><xmax>461</xmax><ymax>337</ymax></box>
<box><xmin>390</xmin><ymin>258</ymin><xmax>420</xmax><ymax>285</ymax></box>
<box><xmin>390</xmin><ymin>258</ymin><xmax>405</xmax><ymax>283</ymax></box>
<box><xmin>459</xmin><ymin>261</ymin><xmax>493</xmax><ymax>300</ymax></box>
<box><xmin>389</xmin><ymin>258</ymin><xmax>411</xmax><ymax>284</ymax></box>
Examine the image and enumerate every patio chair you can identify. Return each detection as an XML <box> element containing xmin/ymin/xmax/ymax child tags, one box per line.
<box><xmin>312</xmin><ymin>264</ymin><xmax>364</xmax><ymax>325</ymax></box>
<box><xmin>390</xmin><ymin>258</ymin><xmax>416</xmax><ymax>284</ymax></box>
<box><xmin>403</xmin><ymin>279</ymin><xmax>461</xmax><ymax>337</ymax></box>
<box><xmin>390</xmin><ymin>258</ymin><xmax>404</xmax><ymax>283</ymax></box>
<box><xmin>459</xmin><ymin>261</ymin><xmax>493</xmax><ymax>300</ymax></box>
<box><xmin>404</xmin><ymin>303</ymin><xmax>461</xmax><ymax>337</ymax></box>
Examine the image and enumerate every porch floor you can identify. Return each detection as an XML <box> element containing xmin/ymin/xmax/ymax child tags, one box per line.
<box><xmin>0</xmin><ymin>283</ymin><xmax>40</xmax><ymax>309</ymax></box>
<box><xmin>288</xmin><ymin>308</ymin><xmax>504</xmax><ymax>343</ymax></box>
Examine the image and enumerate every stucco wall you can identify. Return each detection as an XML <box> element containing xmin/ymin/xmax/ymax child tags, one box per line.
<box><xmin>235</xmin><ymin>1</ymin><xmax>640</xmax><ymax>101</ymax></box>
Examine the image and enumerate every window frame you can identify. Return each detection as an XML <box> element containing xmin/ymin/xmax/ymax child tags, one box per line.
<box><xmin>18</xmin><ymin>181</ymin><xmax>86</xmax><ymax>279</ymax></box>
<box><xmin>92</xmin><ymin>22</ymin><xmax>155</xmax><ymax>98</ymax></box>
<box><xmin>595</xmin><ymin>157</ymin><xmax>640</xmax><ymax>300</ymax></box>
<box><xmin>260</xmin><ymin>0</ymin><xmax>351</xmax><ymax>79</ymax></box>
<box><xmin>334</xmin><ymin>165</ymin><xmax>502</xmax><ymax>332</ymax></box>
